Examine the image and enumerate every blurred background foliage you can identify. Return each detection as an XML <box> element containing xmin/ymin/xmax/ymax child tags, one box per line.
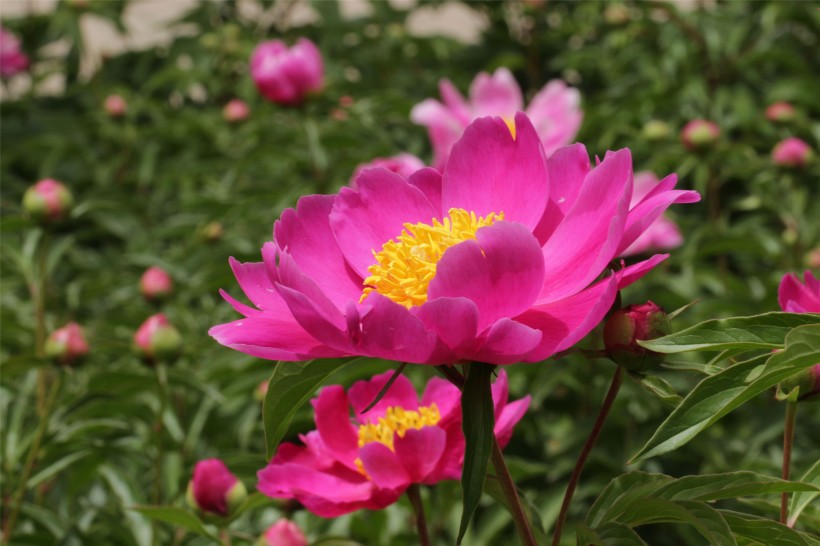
<box><xmin>1</xmin><ymin>0</ymin><xmax>819</xmax><ymax>545</ymax></box>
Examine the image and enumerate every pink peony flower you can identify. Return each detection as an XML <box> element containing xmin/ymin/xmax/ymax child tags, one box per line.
<box><xmin>104</xmin><ymin>94</ymin><xmax>127</xmax><ymax>118</ymax></box>
<box><xmin>257</xmin><ymin>370</ymin><xmax>530</xmax><ymax>517</ymax></box>
<box><xmin>186</xmin><ymin>459</ymin><xmax>247</xmax><ymax>517</ymax></box>
<box><xmin>134</xmin><ymin>313</ymin><xmax>182</xmax><ymax>361</ymax></box>
<box><xmin>680</xmin><ymin>119</ymin><xmax>720</xmax><ymax>151</ymax></box>
<box><xmin>210</xmin><ymin>114</ymin><xmax>698</xmax><ymax>365</ymax></box>
<box><xmin>23</xmin><ymin>178</ymin><xmax>73</xmax><ymax>223</ymax></box>
<box><xmin>778</xmin><ymin>271</ymin><xmax>820</xmax><ymax>314</ymax></box>
<box><xmin>140</xmin><ymin>266</ymin><xmax>174</xmax><ymax>301</ymax></box>
<box><xmin>350</xmin><ymin>154</ymin><xmax>425</xmax><ymax>187</ymax></box>
<box><xmin>223</xmin><ymin>99</ymin><xmax>250</xmax><ymax>122</ymax></box>
<box><xmin>250</xmin><ymin>38</ymin><xmax>323</xmax><ymax>106</ymax></box>
<box><xmin>771</xmin><ymin>137</ymin><xmax>812</xmax><ymax>168</ymax></box>
<box><xmin>619</xmin><ymin>172</ymin><xmax>685</xmax><ymax>256</ymax></box>
<box><xmin>260</xmin><ymin>519</ymin><xmax>308</xmax><ymax>546</ymax></box>
<box><xmin>45</xmin><ymin>322</ymin><xmax>89</xmax><ymax>366</ymax></box>
<box><xmin>411</xmin><ymin>68</ymin><xmax>581</xmax><ymax>170</ymax></box>
<box><xmin>0</xmin><ymin>26</ymin><xmax>29</xmax><ymax>77</ymax></box>
<box><xmin>765</xmin><ymin>101</ymin><xmax>796</xmax><ymax>123</ymax></box>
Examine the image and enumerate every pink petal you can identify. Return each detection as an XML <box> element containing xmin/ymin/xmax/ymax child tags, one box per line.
<box><xmin>442</xmin><ymin>113</ymin><xmax>549</xmax><ymax>232</ymax></box>
<box><xmin>426</xmin><ymin>422</ymin><xmax>465</xmax><ymax>482</ymax></box>
<box><xmin>330</xmin><ymin>169</ymin><xmax>438</xmax><ymax>277</ymax></box>
<box><xmin>525</xmin><ymin>80</ymin><xmax>583</xmax><ymax>156</ymax></box>
<box><xmin>410</xmin><ymin>99</ymin><xmax>466</xmax><ymax>171</ymax></box>
<box><xmin>473</xmin><ymin>318</ymin><xmax>542</xmax><ymax>365</ymax></box>
<box><xmin>358</xmin><ymin>442</ymin><xmax>410</xmax><ymax>490</ymax></box>
<box><xmin>219</xmin><ymin>288</ymin><xmax>261</xmax><ymax>317</ymax></box>
<box><xmin>348</xmin><ymin>371</ymin><xmax>419</xmax><ymax>425</ymax></box>
<box><xmin>420</xmin><ymin>377</ymin><xmax>462</xmax><ymax>423</ymax></box>
<box><xmin>494</xmin><ymin>397</ymin><xmax>531</xmax><ymax>448</ymax></box>
<box><xmin>408</xmin><ymin>167</ymin><xmax>443</xmax><ymax>215</ymax></box>
<box><xmin>394</xmin><ymin>427</ymin><xmax>447</xmax><ymax>483</ymax></box>
<box><xmin>533</xmin><ymin>143</ymin><xmax>590</xmax><ymax>244</ymax></box>
<box><xmin>415</xmin><ymin>297</ymin><xmax>479</xmax><ymax>353</ymax></box>
<box><xmin>468</xmin><ymin>68</ymin><xmax>524</xmax><ymax>118</ymax></box>
<box><xmin>538</xmin><ymin>149</ymin><xmax>633</xmax><ymax>303</ymax></box>
<box><xmin>779</xmin><ymin>272</ymin><xmax>820</xmax><ymax>313</ymax></box>
<box><xmin>358</xmin><ymin>293</ymin><xmax>438</xmax><ymax>364</ymax></box>
<box><xmin>228</xmin><ymin>258</ymin><xmax>288</xmax><ymax>313</ymax></box>
<box><xmin>428</xmin><ymin>221</ymin><xmax>545</xmax><ymax>332</ymax></box>
<box><xmin>312</xmin><ymin>385</ymin><xmax>359</xmax><ymax>468</ymax></box>
<box><xmin>491</xmin><ymin>369</ymin><xmax>510</xmax><ymax>416</ymax></box>
<box><xmin>208</xmin><ymin>317</ymin><xmax>345</xmax><ymax>361</ymax></box>
<box><xmin>276</xmin><ymin>284</ymin><xmax>354</xmax><ymax>353</ymax></box>
<box><xmin>621</xmin><ymin>217</ymin><xmax>683</xmax><ymax>257</ymax></box>
<box><xmin>439</xmin><ymin>79</ymin><xmax>472</xmax><ymax>124</ymax></box>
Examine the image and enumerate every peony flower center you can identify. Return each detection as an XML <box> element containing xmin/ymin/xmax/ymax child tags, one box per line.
<box><xmin>354</xmin><ymin>403</ymin><xmax>441</xmax><ymax>478</ymax></box>
<box><xmin>361</xmin><ymin>208</ymin><xmax>504</xmax><ymax>308</ymax></box>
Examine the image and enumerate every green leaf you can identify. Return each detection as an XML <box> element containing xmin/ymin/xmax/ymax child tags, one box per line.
<box><xmin>789</xmin><ymin>460</ymin><xmax>820</xmax><ymax>528</ymax></box>
<box><xmin>617</xmin><ymin>499</ymin><xmax>736</xmax><ymax>546</ymax></box>
<box><xmin>639</xmin><ymin>312</ymin><xmax>820</xmax><ymax>354</ymax></box>
<box><xmin>631</xmin><ymin>324</ymin><xmax>820</xmax><ymax>462</ymax></box>
<box><xmin>720</xmin><ymin>510</ymin><xmax>811</xmax><ymax>546</ymax></box>
<box><xmin>458</xmin><ymin>362</ymin><xmax>495</xmax><ymax>545</ymax></box>
<box><xmin>131</xmin><ymin>506</ymin><xmax>216</xmax><ymax>540</ymax></box>
<box><xmin>577</xmin><ymin>522</ymin><xmax>648</xmax><ymax>545</ymax></box>
<box><xmin>263</xmin><ymin>357</ymin><xmax>360</xmax><ymax>459</ymax></box>
<box><xmin>634</xmin><ymin>375</ymin><xmax>682</xmax><ymax>406</ymax></box>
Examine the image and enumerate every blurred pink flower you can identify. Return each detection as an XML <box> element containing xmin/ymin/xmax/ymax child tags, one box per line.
<box><xmin>619</xmin><ymin>172</ymin><xmax>684</xmax><ymax>256</ymax></box>
<box><xmin>251</xmin><ymin>38</ymin><xmax>323</xmax><ymax>106</ymax></box>
<box><xmin>211</xmin><ymin>114</ymin><xmax>698</xmax><ymax>365</ymax></box>
<box><xmin>680</xmin><ymin>119</ymin><xmax>720</xmax><ymax>151</ymax></box>
<box><xmin>765</xmin><ymin>101</ymin><xmax>796</xmax><ymax>123</ymax></box>
<box><xmin>772</xmin><ymin>137</ymin><xmax>812</xmax><ymax>168</ymax></box>
<box><xmin>350</xmin><ymin>154</ymin><xmax>425</xmax><ymax>187</ymax></box>
<box><xmin>23</xmin><ymin>178</ymin><xmax>74</xmax><ymax>222</ymax></box>
<box><xmin>0</xmin><ymin>26</ymin><xmax>28</xmax><ymax>77</ymax></box>
<box><xmin>779</xmin><ymin>271</ymin><xmax>820</xmax><ymax>314</ymax></box>
<box><xmin>134</xmin><ymin>313</ymin><xmax>181</xmax><ymax>361</ymax></box>
<box><xmin>223</xmin><ymin>99</ymin><xmax>250</xmax><ymax>122</ymax></box>
<box><xmin>45</xmin><ymin>322</ymin><xmax>89</xmax><ymax>366</ymax></box>
<box><xmin>260</xmin><ymin>519</ymin><xmax>308</xmax><ymax>546</ymax></box>
<box><xmin>411</xmin><ymin>68</ymin><xmax>581</xmax><ymax>170</ymax></box>
<box><xmin>186</xmin><ymin>459</ymin><xmax>247</xmax><ymax>516</ymax></box>
<box><xmin>104</xmin><ymin>94</ymin><xmax>127</xmax><ymax>118</ymax></box>
<box><xmin>257</xmin><ymin>370</ymin><xmax>529</xmax><ymax>517</ymax></box>
<box><xmin>140</xmin><ymin>266</ymin><xmax>173</xmax><ymax>301</ymax></box>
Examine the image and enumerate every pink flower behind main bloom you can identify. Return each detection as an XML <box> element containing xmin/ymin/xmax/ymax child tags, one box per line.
<box><xmin>349</xmin><ymin>154</ymin><xmax>425</xmax><ymax>187</ymax></box>
<box><xmin>411</xmin><ymin>68</ymin><xmax>581</xmax><ymax>170</ymax></box>
<box><xmin>620</xmin><ymin>172</ymin><xmax>684</xmax><ymax>256</ymax></box>
<box><xmin>257</xmin><ymin>370</ymin><xmax>529</xmax><ymax>517</ymax></box>
<box><xmin>250</xmin><ymin>38</ymin><xmax>323</xmax><ymax>106</ymax></box>
<box><xmin>210</xmin><ymin>113</ymin><xmax>699</xmax><ymax>366</ymax></box>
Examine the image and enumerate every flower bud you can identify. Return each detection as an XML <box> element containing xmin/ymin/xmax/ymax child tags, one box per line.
<box><xmin>604</xmin><ymin>301</ymin><xmax>671</xmax><ymax>373</ymax></box>
<box><xmin>642</xmin><ymin>120</ymin><xmax>671</xmax><ymax>142</ymax></box>
<box><xmin>250</xmin><ymin>38</ymin><xmax>323</xmax><ymax>106</ymax></box>
<box><xmin>680</xmin><ymin>119</ymin><xmax>720</xmax><ymax>151</ymax></box>
<box><xmin>255</xmin><ymin>380</ymin><xmax>269</xmax><ymax>401</ymax></box>
<box><xmin>1</xmin><ymin>26</ymin><xmax>29</xmax><ymax>78</ymax></box>
<box><xmin>779</xmin><ymin>364</ymin><xmax>820</xmax><ymax>401</ymax></box>
<box><xmin>104</xmin><ymin>94</ymin><xmax>127</xmax><ymax>118</ymax></box>
<box><xmin>23</xmin><ymin>179</ymin><xmax>74</xmax><ymax>223</ymax></box>
<box><xmin>186</xmin><ymin>459</ymin><xmax>247</xmax><ymax>518</ymax></box>
<box><xmin>139</xmin><ymin>266</ymin><xmax>173</xmax><ymax>302</ymax></box>
<box><xmin>201</xmin><ymin>221</ymin><xmax>223</xmax><ymax>242</ymax></box>
<box><xmin>765</xmin><ymin>101</ymin><xmax>796</xmax><ymax>123</ymax></box>
<box><xmin>223</xmin><ymin>99</ymin><xmax>250</xmax><ymax>123</ymax></box>
<box><xmin>257</xmin><ymin>519</ymin><xmax>308</xmax><ymax>546</ymax></box>
<box><xmin>806</xmin><ymin>247</ymin><xmax>820</xmax><ymax>270</ymax></box>
<box><xmin>45</xmin><ymin>322</ymin><xmax>89</xmax><ymax>366</ymax></box>
<box><xmin>772</xmin><ymin>137</ymin><xmax>813</xmax><ymax>168</ymax></box>
<box><xmin>133</xmin><ymin>313</ymin><xmax>182</xmax><ymax>362</ymax></box>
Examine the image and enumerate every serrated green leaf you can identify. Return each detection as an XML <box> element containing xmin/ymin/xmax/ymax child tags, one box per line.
<box><xmin>720</xmin><ymin>510</ymin><xmax>811</xmax><ymax>546</ymax></box>
<box><xmin>639</xmin><ymin>313</ymin><xmax>820</xmax><ymax>353</ymax></box>
<box><xmin>458</xmin><ymin>362</ymin><xmax>495</xmax><ymax>545</ymax></box>
<box><xmin>789</xmin><ymin>460</ymin><xmax>820</xmax><ymax>528</ymax></box>
<box><xmin>632</xmin><ymin>325</ymin><xmax>820</xmax><ymax>462</ymax></box>
<box><xmin>263</xmin><ymin>357</ymin><xmax>359</xmax><ymax>459</ymax></box>
<box><xmin>131</xmin><ymin>506</ymin><xmax>216</xmax><ymax>540</ymax></box>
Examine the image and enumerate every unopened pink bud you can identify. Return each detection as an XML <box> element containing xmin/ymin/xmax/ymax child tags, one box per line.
<box><xmin>140</xmin><ymin>266</ymin><xmax>173</xmax><ymax>302</ymax></box>
<box><xmin>258</xmin><ymin>519</ymin><xmax>308</xmax><ymax>546</ymax></box>
<box><xmin>104</xmin><ymin>94</ymin><xmax>127</xmax><ymax>118</ymax></box>
<box><xmin>681</xmin><ymin>119</ymin><xmax>720</xmax><ymax>151</ymax></box>
<box><xmin>772</xmin><ymin>137</ymin><xmax>813</xmax><ymax>168</ymax></box>
<box><xmin>780</xmin><ymin>364</ymin><xmax>820</xmax><ymax>401</ymax></box>
<box><xmin>133</xmin><ymin>313</ymin><xmax>182</xmax><ymax>362</ymax></box>
<box><xmin>1</xmin><ymin>26</ymin><xmax>29</xmax><ymax>78</ymax></box>
<box><xmin>255</xmin><ymin>380</ymin><xmax>269</xmax><ymax>401</ymax></box>
<box><xmin>186</xmin><ymin>459</ymin><xmax>247</xmax><ymax>517</ymax></box>
<box><xmin>250</xmin><ymin>38</ymin><xmax>323</xmax><ymax>106</ymax></box>
<box><xmin>604</xmin><ymin>301</ymin><xmax>671</xmax><ymax>373</ymax></box>
<box><xmin>223</xmin><ymin>99</ymin><xmax>250</xmax><ymax>122</ymax></box>
<box><xmin>23</xmin><ymin>178</ymin><xmax>74</xmax><ymax>223</ymax></box>
<box><xmin>765</xmin><ymin>101</ymin><xmax>796</xmax><ymax>123</ymax></box>
<box><xmin>45</xmin><ymin>322</ymin><xmax>89</xmax><ymax>366</ymax></box>
<box><xmin>338</xmin><ymin>95</ymin><xmax>354</xmax><ymax>108</ymax></box>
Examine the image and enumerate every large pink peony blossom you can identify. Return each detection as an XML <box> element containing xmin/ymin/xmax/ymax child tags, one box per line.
<box><xmin>0</xmin><ymin>26</ymin><xmax>29</xmax><ymax>78</ymax></box>
<box><xmin>210</xmin><ymin>113</ymin><xmax>699</xmax><ymax>365</ymax></box>
<box><xmin>257</xmin><ymin>370</ymin><xmax>529</xmax><ymax>517</ymax></box>
<box><xmin>619</xmin><ymin>172</ymin><xmax>685</xmax><ymax>256</ymax></box>
<box><xmin>250</xmin><ymin>38</ymin><xmax>323</xmax><ymax>106</ymax></box>
<box><xmin>411</xmin><ymin>68</ymin><xmax>581</xmax><ymax>170</ymax></box>
<box><xmin>778</xmin><ymin>271</ymin><xmax>820</xmax><ymax>314</ymax></box>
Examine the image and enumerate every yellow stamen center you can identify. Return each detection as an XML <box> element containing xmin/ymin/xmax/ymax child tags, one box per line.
<box><xmin>502</xmin><ymin>116</ymin><xmax>517</xmax><ymax>140</ymax></box>
<box><xmin>361</xmin><ymin>208</ymin><xmax>504</xmax><ymax>308</ymax></box>
<box><xmin>354</xmin><ymin>403</ymin><xmax>441</xmax><ymax>478</ymax></box>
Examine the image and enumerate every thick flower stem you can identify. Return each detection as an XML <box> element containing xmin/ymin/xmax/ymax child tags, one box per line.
<box><xmin>780</xmin><ymin>398</ymin><xmax>798</xmax><ymax>524</ymax></box>
<box><xmin>153</xmin><ymin>364</ymin><xmax>169</xmax><ymax>506</ymax></box>
<box><xmin>551</xmin><ymin>366</ymin><xmax>624</xmax><ymax>546</ymax></box>
<box><xmin>490</xmin><ymin>437</ymin><xmax>538</xmax><ymax>546</ymax></box>
<box><xmin>3</xmin><ymin>373</ymin><xmax>62</xmax><ymax>543</ymax></box>
<box><xmin>407</xmin><ymin>485</ymin><xmax>431</xmax><ymax>546</ymax></box>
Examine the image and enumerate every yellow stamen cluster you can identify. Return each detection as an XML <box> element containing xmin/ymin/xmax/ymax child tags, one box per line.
<box><xmin>354</xmin><ymin>403</ymin><xmax>441</xmax><ymax>478</ymax></box>
<box><xmin>361</xmin><ymin>208</ymin><xmax>504</xmax><ymax>308</ymax></box>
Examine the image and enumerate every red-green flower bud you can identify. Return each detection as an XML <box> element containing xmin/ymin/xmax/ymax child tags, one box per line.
<box><xmin>45</xmin><ymin>322</ymin><xmax>89</xmax><ymax>366</ymax></box>
<box><xmin>201</xmin><ymin>221</ymin><xmax>223</xmax><ymax>243</ymax></box>
<box><xmin>680</xmin><ymin>119</ymin><xmax>720</xmax><ymax>151</ymax></box>
<box><xmin>255</xmin><ymin>380</ymin><xmax>269</xmax><ymax>402</ymax></box>
<box><xmin>139</xmin><ymin>266</ymin><xmax>173</xmax><ymax>302</ymax></box>
<box><xmin>765</xmin><ymin>101</ymin><xmax>796</xmax><ymax>123</ymax></box>
<box><xmin>642</xmin><ymin>120</ymin><xmax>671</xmax><ymax>142</ymax></box>
<box><xmin>23</xmin><ymin>179</ymin><xmax>74</xmax><ymax>223</ymax></box>
<box><xmin>104</xmin><ymin>94</ymin><xmax>127</xmax><ymax>118</ymax></box>
<box><xmin>223</xmin><ymin>99</ymin><xmax>249</xmax><ymax>123</ymax></box>
<box><xmin>133</xmin><ymin>313</ymin><xmax>182</xmax><ymax>363</ymax></box>
<box><xmin>186</xmin><ymin>459</ymin><xmax>247</xmax><ymax>519</ymax></box>
<box><xmin>257</xmin><ymin>519</ymin><xmax>308</xmax><ymax>546</ymax></box>
<box><xmin>779</xmin><ymin>364</ymin><xmax>820</xmax><ymax>401</ymax></box>
<box><xmin>604</xmin><ymin>301</ymin><xmax>671</xmax><ymax>373</ymax></box>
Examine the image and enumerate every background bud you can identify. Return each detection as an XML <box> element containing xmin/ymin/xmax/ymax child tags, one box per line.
<box><xmin>186</xmin><ymin>459</ymin><xmax>247</xmax><ymax>518</ymax></box>
<box><xmin>250</xmin><ymin>38</ymin><xmax>324</xmax><ymax>106</ymax></box>
<box><xmin>133</xmin><ymin>313</ymin><xmax>182</xmax><ymax>362</ymax></box>
<box><xmin>104</xmin><ymin>94</ymin><xmax>127</xmax><ymax>118</ymax></box>
<box><xmin>45</xmin><ymin>322</ymin><xmax>89</xmax><ymax>366</ymax></box>
<box><xmin>223</xmin><ymin>99</ymin><xmax>250</xmax><ymax>123</ymax></box>
<box><xmin>680</xmin><ymin>119</ymin><xmax>720</xmax><ymax>151</ymax></box>
<box><xmin>604</xmin><ymin>301</ymin><xmax>671</xmax><ymax>373</ymax></box>
<box><xmin>258</xmin><ymin>519</ymin><xmax>308</xmax><ymax>546</ymax></box>
<box><xmin>772</xmin><ymin>137</ymin><xmax>813</xmax><ymax>168</ymax></box>
<box><xmin>140</xmin><ymin>266</ymin><xmax>173</xmax><ymax>302</ymax></box>
<box><xmin>765</xmin><ymin>101</ymin><xmax>796</xmax><ymax>123</ymax></box>
<box><xmin>642</xmin><ymin>120</ymin><xmax>671</xmax><ymax>141</ymax></box>
<box><xmin>23</xmin><ymin>179</ymin><xmax>74</xmax><ymax>223</ymax></box>
<box><xmin>779</xmin><ymin>364</ymin><xmax>820</xmax><ymax>401</ymax></box>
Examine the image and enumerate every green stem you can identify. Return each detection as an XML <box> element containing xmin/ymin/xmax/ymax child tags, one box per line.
<box><xmin>407</xmin><ymin>485</ymin><xmax>431</xmax><ymax>546</ymax></box>
<box><xmin>780</xmin><ymin>399</ymin><xmax>798</xmax><ymax>524</ymax></box>
<box><xmin>34</xmin><ymin>233</ymin><xmax>50</xmax><ymax>416</ymax></box>
<box><xmin>551</xmin><ymin>366</ymin><xmax>624</xmax><ymax>546</ymax></box>
<box><xmin>3</xmin><ymin>373</ymin><xmax>62</xmax><ymax>543</ymax></box>
<box><xmin>491</xmin><ymin>437</ymin><xmax>538</xmax><ymax>546</ymax></box>
<box><xmin>220</xmin><ymin>528</ymin><xmax>232</xmax><ymax>546</ymax></box>
<box><xmin>152</xmin><ymin>364</ymin><xmax>169</xmax><ymax>546</ymax></box>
